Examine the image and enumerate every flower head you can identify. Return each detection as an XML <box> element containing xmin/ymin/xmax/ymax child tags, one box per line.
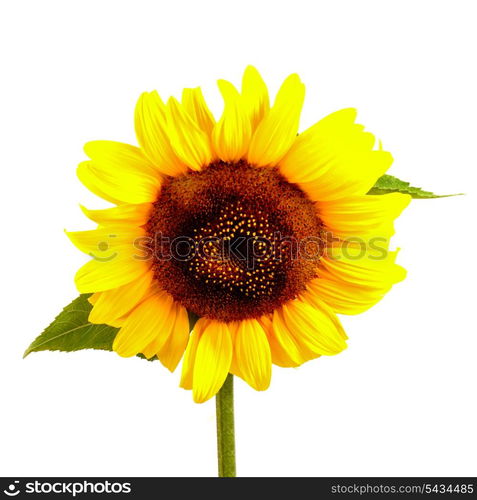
<box><xmin>67</xmin><ymin>67</ymin><xmax>410</xmax><ymax>402</ymax></box>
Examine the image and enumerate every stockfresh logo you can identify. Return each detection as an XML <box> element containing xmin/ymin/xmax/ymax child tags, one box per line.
<box><xmin>3</xmin><ymin>481</ymin><xmax>20</xmax><ymax>497</ymax></box>
<box><xmin>2</xmin><ymin>480</ymin><xmax>132</xmax><ymax>497</ymax></box>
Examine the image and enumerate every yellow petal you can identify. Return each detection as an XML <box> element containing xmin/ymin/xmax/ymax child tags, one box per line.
<box><xmin>227</xmin><ymin>321</ymin><xmax>242</xmax><ymax>376</ymax></box>
<box><xmin>74</xmin><ymin>245</ymin><xmax>151</xmax><ymax>293</ymax></box>
<box><xmin>77</xmin><ymin>161</ymin><xmax>160</xmax><ymax>204</ymax></box>
<box><xmin>108</xmin><ymin>316</ymin><xmax>127</xmax><ymax>328</ymax></box>
<box><xmin>180</xmin><ymin>321</ymin><xmax>204</xmax><ymax>391</ymax></box>
<box><xmin>80</xmin><ymin>203</ymin><xmax>152</xmax><ymax>226</ymax></box>
<box><xmin>156</xmin><ymin>303</ymin><xmax>190</xmax><ymax>371</ymax></box>
<box><xmin>247</xmin><ymin>73</ymin><xmax>305</xmax><ymax>167</ymax></box>
<box><xmin>88</xmin><ymin>293</ymin><xmax>101</xmax><ymax>306</ymax></box>
<box><xmin>192</xmin><ymin>320</ymin><xmax>233</xmax><ymax>403</ymax></box>
<box><xmin>282</xmin><ymin>298</ymin><xmax>348</xmax><ymax>356</ymax></box>
<box><xmin>258</xmin><ymin>315</ymin><xmax>301</xmax><ymax>368</ymax></box>
<box><xmin>113</xmin><ymin>291</ymin><xmax>175</xmax><ymax>357</ymax></box>
<box><xmin>88</xmin><ymin>271</ymin><xmax>153</xmax><ymax>324</ymax></box>
<box><xmin>140</xmin><ymin>303</ymin><xmax>177</xmax><ymax>359</ymax></box>
<box><xmin>318</xmin><ymin>193</ymin><xmax>411</xmax><ymax>240</ymax></box>
<box><xmin>166</xmin><ymin>97</ymin><xmax>213</xmax><ymax>170</ymax></box>
<box><xmin>307</xmin><ymin>249</ymin><xmax>406</xmax><ymax>314</ymax></box>
<box><xmin>270</xmin><ymin>309</ymin><xmax>311</xmax><ymax>365</ymax></box>
<box><xmin>76</xmin><ymin>165</ymin><xmax>121</xmax><ymax>205</ymax></box>
<box><xmin>66</xmin><ymin>225</ymin><xmax>145</xmax><ymax>255</ymax></box>
<box><xmin>84</xmin><ymin>141</ymin><xmax>158</xmax><ymax>177</ymax></box>
<box><xmin>134</xmin><ymin>91</ymin><xmax>187</xmax><ymax>176</ymax></box>
<box><xmin>182</xmin><ymin>87</ymin><xmax>215</xmax><ymax>137</ymax></box>
<box><xmin>212</xmin><ymin>80</ymin><xmax>252</xmax><ymax>162</ymax></box>
<box><xmin>241</xmin><ymin>65</ymin><xmax>270</xmax><ymax>131</ymax></box>
<box><xmin>322</xmin><ymin>248</ymin><xmax>406</xmax><ymax>286</ymax></box>
<box><xmin>233</xmin><ymin>319</ymin><xmax>271</xmax><ymax>391</ymax></box>
<box><xmin>280</xmin><ymin>109</ymin><xmax>392</xmax><ymax>200</ymax></box>
<box><xmin>280</xmin><ymin>109</ymin><xmax>362</xmax><ymax>180</ymax></box>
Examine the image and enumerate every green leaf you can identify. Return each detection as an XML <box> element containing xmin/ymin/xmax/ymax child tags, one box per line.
<box><xmin>368</xmin><ymin>174</ymin><xmax>461</xmax><ymax>198</ymax></box>
<box><xmin>25</xmin><ymin>294</ymin><xmax>201</xmax><ymax>362</ymax></box>
<box><xmin>24</xmin><ymin>294</ymin><xmax>119</xmax><ymax>358</ymax></box>
<box><xmin>136</xmin><ymin>353</ymin><xmax>158</xmax><ymax>362</ymax></box>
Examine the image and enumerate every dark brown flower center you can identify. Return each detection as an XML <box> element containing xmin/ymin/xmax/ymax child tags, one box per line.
<box><xmin>146</xmin><ymin>161</ymin><xmax>324</xmax><ymax>321</ymax></box>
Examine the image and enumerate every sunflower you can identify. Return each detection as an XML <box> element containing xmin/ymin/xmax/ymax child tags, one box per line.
<box><xmin>67</xmin><ymin>67</ymin><xmax>410</xmax><ymax>403</ymax></box>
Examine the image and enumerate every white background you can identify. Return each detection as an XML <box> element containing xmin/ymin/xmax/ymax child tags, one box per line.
<box><xmin>1</xmin><ymin>0</ymin><xmax>476</xmax><ymax>477</ymax></box>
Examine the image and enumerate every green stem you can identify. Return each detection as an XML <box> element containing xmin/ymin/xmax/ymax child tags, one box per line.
<box><xmin>216</xmin><ymin>374</ymin><xmax>236</xmax><ymax>477</ymax></box>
